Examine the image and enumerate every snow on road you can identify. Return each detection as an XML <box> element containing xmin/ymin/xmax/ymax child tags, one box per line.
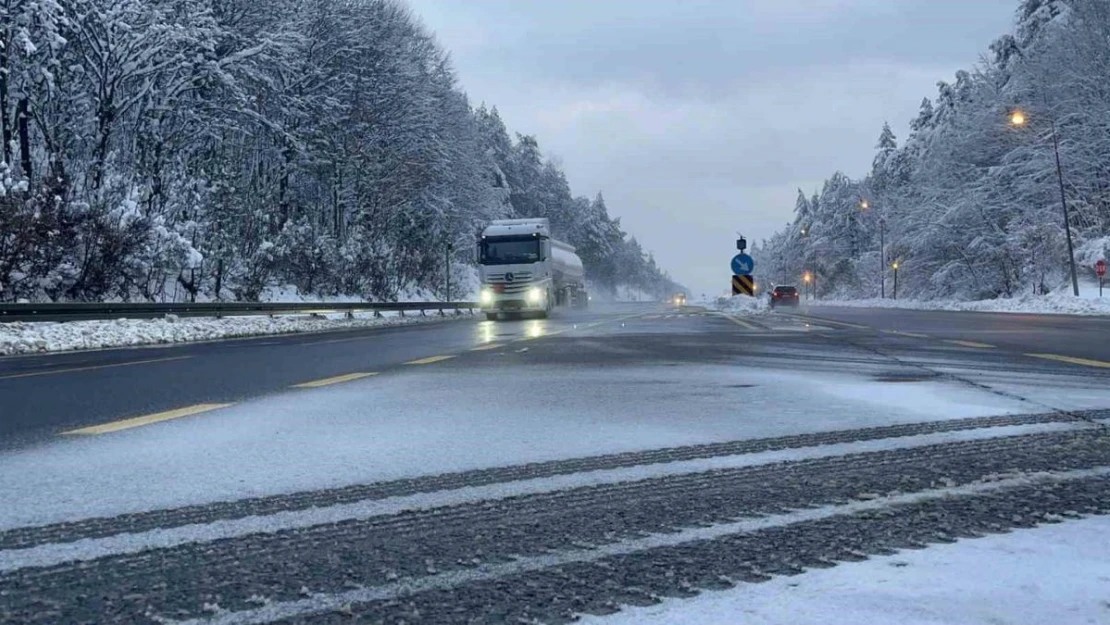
<box><xmin>813</xmin><ymin>283</ymin><xmax>1110</xmax><ymax>316</ymax></box>
<box><xmin>0</xmin><ymin>360</ymin><xmax>1063</xmax><ymax>529</ymax></box>
<box><xmin>0</xmin><ymin>311</ymin><xmax>466</xmax><ymax>356</ymax></box>
<box><xmin>580</xmin><ymin>513</ymin><xmax>1110</xmax><ymax>625</ymax></box>
<box><xmin>705</xmin><ymin>295</ymin><xmax>771</xmax><ymax>315</ymax></box>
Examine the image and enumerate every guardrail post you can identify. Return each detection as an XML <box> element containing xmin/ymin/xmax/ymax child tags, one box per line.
<box><xmin>399</xmin><ymin>310</ymin><xmax>405</xmax><ymax>318</ymax></box>
<box><xmin>420</xmin><ymin>309</ymin><xmax>427</xmax><ymax>317</ymax></box>
<box><xmin>439</xmin><ymin>308</ymin><xmax>445</xmax><ymax>317</ymax></box>
<box><xmin>346</xmin><ymin>309</ymin><xmax>354</xmax><ymax>320</ymax></box>
<box><xmin>374</xmin><ymin>310</ymin><xmax>383</xmax><ymax>319</ymax></box>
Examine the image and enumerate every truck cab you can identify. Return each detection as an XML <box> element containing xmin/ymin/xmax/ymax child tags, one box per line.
<box><xmin>477</xmin><ymin>219</ymin><xmax>586</xmax><ymax>320</ymax></box>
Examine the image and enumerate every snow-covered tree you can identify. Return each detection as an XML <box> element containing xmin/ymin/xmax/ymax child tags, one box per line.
<box><xmin>757</xmin><ymin>0</ymin><xmax>1110</xmax><ymax>301</ymax></box>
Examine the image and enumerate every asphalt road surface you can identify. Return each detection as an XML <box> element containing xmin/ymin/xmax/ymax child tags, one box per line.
<box><xmin>1</xmin><ymin>302</ymin><xmax>1109</xmax><ymax>624</ymax></box>
<box><xmin>797</xmin><ymin>305</ymin><xmax>1110</xmax><ymax>365</ymax></box>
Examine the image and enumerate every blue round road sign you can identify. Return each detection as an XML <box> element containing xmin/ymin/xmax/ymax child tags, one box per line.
<box><xmin>731</xmin><ymin>253</ymin><xmax>755</xmax><ymax>275</ymax></box>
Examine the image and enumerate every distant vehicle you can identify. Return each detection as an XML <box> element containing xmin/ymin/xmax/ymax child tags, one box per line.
<box><xmin>770</xmin><ymin>285</ymin><xmax>800</xmax><ymax>308</ymax></box>
<box><xmin>672</xmin><ymin>293</ymin><xmax>687</xmax><ymax>306</ymax></box>
<box><xmin>477</xmin><ymin>219</ymin><xmax>587</xmax><ymax>320</ymax></box>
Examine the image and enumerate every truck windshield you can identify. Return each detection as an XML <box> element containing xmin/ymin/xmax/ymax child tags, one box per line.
<box><xmin>479</xmin><ymin>238</ymin><xmax>543</xmax><ymax>265</ymax></box>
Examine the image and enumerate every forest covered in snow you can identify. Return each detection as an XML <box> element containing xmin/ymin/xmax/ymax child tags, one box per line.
<box><xmin>0</xmin><ymin>0</ymin><xmax>681</xmax><ymax>303</ymax></box>
<box><xmin>754</xmin><ymin>0</ymin><xmax>1110</xmax><ymax>300</ymax></box>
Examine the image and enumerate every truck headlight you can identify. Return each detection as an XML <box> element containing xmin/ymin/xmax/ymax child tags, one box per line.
<box><xmin>527</xmin><ymin>287</ymin><xmax>544</xmax><ymax>304</ymax></box>
<box><xmin>479</xmin><ymin>288</ymin><xmax>494</xmax><ymax>305</ymax></box>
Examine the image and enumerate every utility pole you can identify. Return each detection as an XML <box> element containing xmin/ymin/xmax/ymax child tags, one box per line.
<box><xmin>1051</xmin><ymin>119</ymin><xmax>1080</xmax><ymax>297</ymax></box>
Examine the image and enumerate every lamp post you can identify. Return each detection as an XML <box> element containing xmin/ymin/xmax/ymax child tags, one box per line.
<box><xmin>803</xmin><ymin>271</ymin><xmax>812</xmax><ymax>300</ymax></box>
<box><xmin>860</xmin><ymin>198</ymin><xmax>886</xmax><ymax>299</ymax></box>
<box><xmin>1010</xmin><ymin>109</ymin><xmax>1080</xmax><ymax>297</ymax></box>
<box><xmin>892</xmin><ymin>261</ymin><xmax>900</xmax><ymax>300</ymax></box>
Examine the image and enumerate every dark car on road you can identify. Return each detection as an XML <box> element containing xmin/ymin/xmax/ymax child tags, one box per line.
<box><xmin>770</xmin><ymin>285</ymin><xmax>800</xmax><ymax>308</ymax></box>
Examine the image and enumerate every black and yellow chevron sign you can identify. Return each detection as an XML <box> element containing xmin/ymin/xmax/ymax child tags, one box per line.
<box><xmin>732</xmin><ymin>274</ymin><xmax>755</xmax><ymax>296</ymax></box>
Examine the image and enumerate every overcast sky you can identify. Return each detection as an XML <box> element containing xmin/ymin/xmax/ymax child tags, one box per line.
<box><xmin>408</xmin><ymin>0</ymin><xmax>1017</xmax><ymax>295</ymax></box>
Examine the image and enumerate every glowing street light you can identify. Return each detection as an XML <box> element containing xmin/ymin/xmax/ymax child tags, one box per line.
<box><xmin>859</xmin><ymin>199</ymin><xmax>870</xmax><ymax>210</ymax></box>
<box><xmin>1010</xmin><ymin>110</ymin><xmax>1026</xmax><ymax>127</ymax></box>
<box><xmin>892</xmin><ymin>261</ymin><xmax>900</xmax><ymax>300</ymax></box>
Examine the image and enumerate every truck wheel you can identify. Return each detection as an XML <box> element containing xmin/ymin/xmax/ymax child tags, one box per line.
<box><xmin>486</xmin><ymin>313</ymin><xmax>499</xmax><ymax>321</ymax></box>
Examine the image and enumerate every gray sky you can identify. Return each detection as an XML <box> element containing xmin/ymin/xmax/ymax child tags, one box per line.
<box><xmin>408</xmin><ymin>0</ymin><xmax>1017</xmax><ymax>296</ymax></box>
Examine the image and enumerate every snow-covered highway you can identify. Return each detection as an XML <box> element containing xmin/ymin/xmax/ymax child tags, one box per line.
<box><xmin>1</xmin><ymin>302</ymin><xmax>1109</xmax><ymax>624</ymax></box>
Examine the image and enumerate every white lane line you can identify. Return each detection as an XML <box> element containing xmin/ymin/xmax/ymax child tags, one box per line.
<box><xmin>0</xmin><ymin>356</ymin><xmax>192</xmax><ymax>381</ymax></box>
<box><xmin>172</xmin><ymin>465</ymin><xmax>1110</xmax><ymax>625</ymax></box>
<box><xmin>0</xmin><ymin>420</ymin><xmax>1086</xmax><ymax>573</ymax></box>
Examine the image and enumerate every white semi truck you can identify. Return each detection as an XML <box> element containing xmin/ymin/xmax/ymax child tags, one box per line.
<box><xmin>477</xmin><ymin>218</ymin><xmax>587</xmax><ymax>320</ymax></box>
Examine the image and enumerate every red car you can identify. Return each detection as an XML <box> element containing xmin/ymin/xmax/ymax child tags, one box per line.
<box><xmin>770</xmin><ymin>285</ymin><xmax>800</xmax><ymax>308</ymax></box>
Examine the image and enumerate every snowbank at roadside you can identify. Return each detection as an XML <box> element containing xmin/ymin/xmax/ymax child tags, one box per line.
<box><xmin>0</xmin><ymin>311</ymin><xmax>466</xmax><ymax>356</ymax></box>
<box><xmin>580</xmin><ymin>514</ymin><xmax>1110</xmax><ymax>625</ymax></box>
<box><xmin>705</xmin><ymin>295</ymin><xmax>771</xmax><ymax>315</ymax></box>
<box><xmin>814</xmin><ymin>290</ymin><xmax>1110</xmax><ymax>316</ymax></box>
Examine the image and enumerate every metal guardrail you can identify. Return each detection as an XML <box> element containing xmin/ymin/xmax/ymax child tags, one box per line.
<box><xmin>0</xmin><ymin>301</ymin><xmax>478</xmax><ymax>323</ymax></box>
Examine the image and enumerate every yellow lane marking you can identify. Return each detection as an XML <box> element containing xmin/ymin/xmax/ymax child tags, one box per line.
<box><xmin>883</xmin><ymin>330</ymin><xmax>930</xmax><ymax>339</ymax></box>
<box><xmin>1026</xmin><ymin>353</ymin><xmax>1110</xmax><ymax>369</ymax></box>
<box><xmin>716</xmin><ymin>312</ymin><xmax>759</xmax><ymax>331</ymax></box>
<box><xmin>945</xmin><ymin>340</ymin><xmax>996</xmax><ymax>349</ymax></box>
<box><xmin>293</xmin><ymin>372</ymin><xmax>377</xmax><ymax>388</ymax></box>
<box><xmin>0</xmin><ymin>356</ymin><xmax>191</xmax><ymax>381</ymax></box>
<box><xmin>63</xmin><ymin>403</ymin><xmax>234</xmax><ymax>435</ymax></box>
<box><xmin>405</xmin><ymin>355</ymin><xmax>455</xmax><ymax>365</ymax></box>
<box><xmin>470</xmin><ymin>343</ymin><xmax>504</xmax><ymax>351</ymax></box>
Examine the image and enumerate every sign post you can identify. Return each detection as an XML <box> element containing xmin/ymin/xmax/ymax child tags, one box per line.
<box><xmin>730</xmin><ymin>250</ymin><xmax>756</xmax><ymax>297</ymax></box>
<box><xmin>731</xmin><ymin>253</ymin><xmax>754</xmax><ymax>276</ymax></box>
<box><xmin>1097</xmin><ymin>259</ymin><xmax>1106</xmax><ymax>297</ymax></box>
<box><xmin>732</xmin><ymin>275</ymin><xmax>755</xmax><ymax>296</ymax></box>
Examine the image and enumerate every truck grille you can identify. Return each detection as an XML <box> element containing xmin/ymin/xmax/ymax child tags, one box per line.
<box><xmin>486</xmin><ymin>272</ymin><xmax>533</xmax><ymax>282</ymax></box>
<box><xmin>486</xmin><ymin>272</ymin><xmax>534</xmax><ymax>294</ymax></box>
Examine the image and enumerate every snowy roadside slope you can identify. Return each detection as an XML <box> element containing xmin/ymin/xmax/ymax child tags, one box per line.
<box><xmin>815</xmin><ymin>290</ymin><xmax>1110</xmax><ymax>316</ymax></box>
<box><xmin>0</xmin><ymin>312</ymin><xmax>465</xmax><ymax>356</ymax></box>
<box><xmin>580</xmin><ymin>513</ymin><xmax>1110</xmax><ymax>625</ymax></box>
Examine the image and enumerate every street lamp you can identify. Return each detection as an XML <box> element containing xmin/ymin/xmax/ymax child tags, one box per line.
<box><xmin>892</xmin><ymin>261</ymin><xmax>900</xmax><ymax>300</ymax></box>
<box><xmin>1010</xmin><ymin>108</ymin><xmax>1080</xmax><ymax>297</ymax></box>
<box><xmin>803</xmin><ymin>271</ymin><xmax>813</xmax><ymax>300</ymax></box>
<box><xmin>860</xmin><ymin>198</ymin><xmax>886</xmax><ymax>298</ymax></box>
